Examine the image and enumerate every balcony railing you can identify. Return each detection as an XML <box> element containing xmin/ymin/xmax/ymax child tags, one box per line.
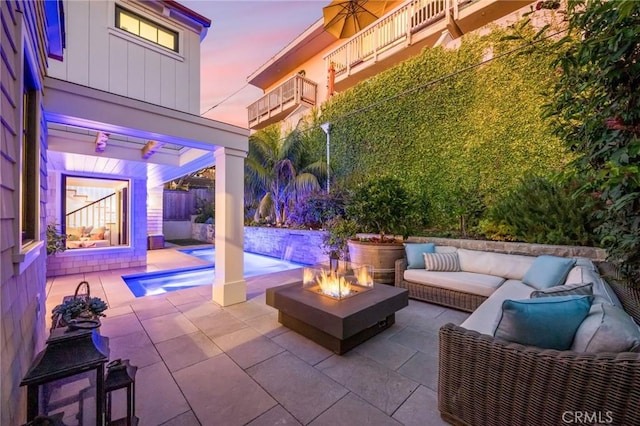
<box><xmin>325</xmin><ymin>0</ymin><xmax>462</xmax><ymax>77</ymax></box>
<box><xmin>247</xmin><ymin>74</ymin><xmax>317</xmax><ymax>129</ymax></box>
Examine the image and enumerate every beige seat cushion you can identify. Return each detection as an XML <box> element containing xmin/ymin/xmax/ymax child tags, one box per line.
<box><xmin>457</xmin><ymin>248</ymin><xmax>535</xmax><ymax>280</ymax></box>
<box><xmin>460</xmin><ymin>280</ymin><xmax>534</xmax><ymax>336</ymax></box>
<box><xmin>403</xmin><ymin>270</ymin><xmax>505</xmax><ymax>298</ymax></box>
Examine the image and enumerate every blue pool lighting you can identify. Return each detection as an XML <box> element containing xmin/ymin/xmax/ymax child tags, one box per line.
<box><xmin>122</xmin><ymin>249</ymin><xmax>304</xmax><ymax>297</ymax></box>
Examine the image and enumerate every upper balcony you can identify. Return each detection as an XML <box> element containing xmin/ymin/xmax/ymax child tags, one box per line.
<box><xmin>246</xmin><ymin>0</ymin><xmax>533</xmax><ymax>130</ymax></box>
<box><xmin>247</xmin><ymin>74</ymin><xmax>318</xmax><ymax>130</ymax></box>
<box><xmin>324</xmin><ymin>0</ymin><xmax>533</xmax><ymax>92</ymax></box>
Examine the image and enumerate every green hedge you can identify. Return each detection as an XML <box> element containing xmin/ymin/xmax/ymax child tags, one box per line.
<box><xmin>316</xmin><ymin>24</ymin><xmax>573</xmax><ymax>228</ymax></box>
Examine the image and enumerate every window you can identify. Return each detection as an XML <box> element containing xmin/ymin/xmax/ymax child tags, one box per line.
<box><xmin>13</xmin><ymin>13</ymin><xmax>43</xmax><ymax>270</ymax></box>
<box><xmin>115</xmin><ymin>6</ymin><xmax>178</xmax><ymax>52</ymax></box>
<box><xmin>63</xmin><ymin>176</ymin><xmax>130</xmax><ymax>250</ymax></box>
<box><xmin>21</xmin><ymin>60</ymin><xmax>38</xmax><ymax>246</ymax></box>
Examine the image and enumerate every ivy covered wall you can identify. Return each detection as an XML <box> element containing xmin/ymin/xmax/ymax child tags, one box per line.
<box><xmin>315</xmin><ymin>24</ymin><xmax>572</xmax><ymax>228</ymax></box>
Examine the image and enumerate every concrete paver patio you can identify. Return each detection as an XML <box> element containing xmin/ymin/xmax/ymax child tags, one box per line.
<box><xmin>45</xmin><ymin>247</ymin><xmax>468</xmax><ymax>425</ymax></box>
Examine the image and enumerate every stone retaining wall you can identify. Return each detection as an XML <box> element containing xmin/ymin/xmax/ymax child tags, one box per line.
<box><xmin>244</xmin><ymin>227</ymin><xmax>326</xmax><ymax>265</ymax></box>
<box><xmin>193</xmin><ymin>226</ymin><xmax>607</xmax><ymax>266</ymax></box>
<box><xmin>406</xmin><ymin>236</ymin><xmax>607</xmax><ymax>262</ymax></box>
<box><xmin>192</xmin><ymin>223</ymin><xmax>215</xmax><ymax>243</ymax></box>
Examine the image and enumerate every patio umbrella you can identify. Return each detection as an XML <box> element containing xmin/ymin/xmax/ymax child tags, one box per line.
<box><xmin>323</xmin><ymin>0</ymin><xmax>388</xmax><ymax>39</ymax></box>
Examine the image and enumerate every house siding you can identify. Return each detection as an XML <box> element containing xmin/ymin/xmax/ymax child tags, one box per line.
<box><xmin>47</xmin><ymin>0</ymin><xmax>202</xmax><ymax>114</ymax></box>
<box><xmin>0</xmin><ymin>1</ymin><xmax>49</xmax><ymax>424</ymax></box>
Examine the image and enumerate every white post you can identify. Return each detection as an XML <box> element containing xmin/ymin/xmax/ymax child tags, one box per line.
<box><xmin>212</xmin><ymin>147</ymin><xmax>247</xmax><ymax>306</ymax></box>
<box><xmin>320</xmin><ymin>123</ymin><xmax>331</xmax><ymax>194</ymax></box>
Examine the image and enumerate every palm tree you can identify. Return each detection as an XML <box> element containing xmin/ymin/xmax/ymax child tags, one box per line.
<box><xmin>246</xmin><ymin>126</ymin><xmax>325</xmax><ymax>225</ymax></box>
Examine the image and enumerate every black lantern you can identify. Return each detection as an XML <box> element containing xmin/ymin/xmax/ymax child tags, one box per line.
<box><xmin>20</xmin><ymin>327</ymin><xmax>110</xmax><ymax>426</ymax></box>
<box><xmin>105</xmin><ymin>359</ymin><xmax>137</xmax><ymax>425</ymax></box>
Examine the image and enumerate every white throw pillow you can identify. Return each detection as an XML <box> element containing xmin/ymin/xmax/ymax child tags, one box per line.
<box><xmin>423</xmin><ymin>252</ymin><xmax>460</xmax><ymax>272</ymax></box>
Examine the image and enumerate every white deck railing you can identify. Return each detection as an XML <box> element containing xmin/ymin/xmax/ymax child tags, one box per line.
<box><xmin>325</xmin><ymin>0</ymin><xmax>462</xmax><ymax>76</ymax></box>
<box><xmin>247</xmin><ymin>74</ymin><xmax>317</xmax><ymax>126</ymax></box>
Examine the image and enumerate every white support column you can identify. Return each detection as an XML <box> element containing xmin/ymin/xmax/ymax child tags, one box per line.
<box><xmin>212</xmin><ymin>147</ymin><xmax>247</xmax><ymax>306</ymax></box>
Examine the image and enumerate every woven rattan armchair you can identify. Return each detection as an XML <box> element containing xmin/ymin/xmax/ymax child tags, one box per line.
<box><xmin>439</xmin><ymin>323</ymin><xmax>640</xmax><ymax>426</ymax></box>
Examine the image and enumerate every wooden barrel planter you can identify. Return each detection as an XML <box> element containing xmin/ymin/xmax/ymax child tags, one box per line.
<box><xmin>347</xmin><ymin>240</ymin><xmax>405</xmax><ymax>285</ymax></box>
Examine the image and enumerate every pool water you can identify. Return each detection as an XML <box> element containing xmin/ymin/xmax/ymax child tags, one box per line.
<box><xmin>122</xmin><ymin>248</ymin><xmax>304</xmax><ymax>297</ymax></box>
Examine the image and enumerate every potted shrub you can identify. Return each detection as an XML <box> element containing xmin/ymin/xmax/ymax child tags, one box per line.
<box><xmin>345</xmin><ymin>175</ymin><xmax>422</xmax><ymax>284</ymax></box>
<box><xmin>52</xmin><ymin>297</ymin><xmax>108</xmax><ymax>327</ymax></box>
<box><xmin>51</xmin><ymin>281</ymin><xmax>108</xmax><ymax>330</ymax></box>
<box><xmin>46</xmin><ymin>223</ymin><xmax>66</xmax><ymax>256</ymax></box>
<box><xmin>323</xmin><ymin>216</ymin><xmax>359</xmax><ymax>264</ymax></box>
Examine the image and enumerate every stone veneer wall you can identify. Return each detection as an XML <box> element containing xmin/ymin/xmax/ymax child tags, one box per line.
<box><xmin>405</xmin><ymin>236</ymin><xmax>607</xmax><ymax>262</ymax></box>
<box><xmin>198</xmin><ymin>228</ymin><xmax>607</xmax><ymax>267</ymax></box>
<box><xmin>243</xmin><ymin>227</ymin><xmax>327</xmax><ymax>265</ymax></box>
<box><xmin>192</xmin><ymin>223</ymin><xmax>215</xmax><ymax>243</ymax></box>
<box><xmin>46</xmin><ymin>178</ymin><xmax>148</xmax><ymax>277</ymax></box>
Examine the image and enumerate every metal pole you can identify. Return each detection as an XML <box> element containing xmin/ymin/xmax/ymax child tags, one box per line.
<box><xmin>326</xmin><ymin>131</ymin><xmax>330</xmax><ymax>194</ymax></box>
<box><xmin>320</xmin><ymin>123</ymin><xmax>331</xmax><ymax>194</ymax></box>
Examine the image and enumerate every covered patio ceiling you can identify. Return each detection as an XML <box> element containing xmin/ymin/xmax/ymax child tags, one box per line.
<box><xmin>44</xmin><ymin>77</ymin><xmax>249</xmax><ymax>186</ymax></box>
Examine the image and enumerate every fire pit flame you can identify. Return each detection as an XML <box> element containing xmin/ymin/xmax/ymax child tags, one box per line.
<box><xmin>303</xmin><ymin>263</ymin><xmax>373</xmax><ymax>300</ymax></box>
<box><xmin>317</xmin><ymin>270</ymin><xmax>352</xmax><ymax>298</ymax></box>
<box><xmin>356</xmin><ymin>265</ymin><xmax>372</xmax><ymax>286</ymax></box>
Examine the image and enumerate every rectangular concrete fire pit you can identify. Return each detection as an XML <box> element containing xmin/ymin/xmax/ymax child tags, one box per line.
<box><xmin>266</xmin><ymin>281</ymin><xmax>409</xmax><ymax>354</ymax></box>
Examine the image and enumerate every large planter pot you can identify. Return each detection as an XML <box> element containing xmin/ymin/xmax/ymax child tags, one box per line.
<box><xmin>347</xmin><ymin>240</ymin><xmax>405</xmax><ymax>285</ymax></box>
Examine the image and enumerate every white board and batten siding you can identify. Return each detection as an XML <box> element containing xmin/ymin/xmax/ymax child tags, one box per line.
<box><xmin>47</xmin><ymin>0</ymin><xmax>201</xmax><ymax>114</ymax></box>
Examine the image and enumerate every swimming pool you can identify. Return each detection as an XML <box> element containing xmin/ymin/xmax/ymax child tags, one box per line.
<box><xmin>122</xmin><ymin>248</ymin><xmax>304</xmax><ymax>297</ymax></box>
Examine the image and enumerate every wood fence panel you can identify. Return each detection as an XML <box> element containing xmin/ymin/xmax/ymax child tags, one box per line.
<box><xmin>163</xmin><ymin>189</ymin><xmax>214</xmax><ymax>220</ymax></box>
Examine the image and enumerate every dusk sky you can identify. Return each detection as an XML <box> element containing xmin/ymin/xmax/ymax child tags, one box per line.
<box><xmin>181</xmin><ymin>1</ymin><xmax>326</xmax><ymax>128</ymax></box>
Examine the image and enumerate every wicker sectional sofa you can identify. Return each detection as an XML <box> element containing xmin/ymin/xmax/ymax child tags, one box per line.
<box><xmin>395</xmin><ymin>246</ymin><xmax>640</xmax><ymax>426</ymax></box>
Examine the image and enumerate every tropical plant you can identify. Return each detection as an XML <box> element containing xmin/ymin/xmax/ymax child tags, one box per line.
<box><xmin>46</xmin><ymin>223</ymin><xmax>66</xmax><ymax>255</ymax></box>
<box><xmin>194</xmin><ymin>196</ymin><xmax>215</xmax><ymax>224</ymax></box>
<box><xmin>286</xmin><ymin>190</ymin><xmax>347</xmax><ymax>229</ymax></box>
<box><xmin>345</xmin><ymin>175</ymin><xmax>423</xmax><ymax>242</ymax></box>
<box><xmin>245</xmin><ymin>125</ymin><xmax>326</xmax><ymax>225</ymax></box>
<box><xmin>166</xmin><ymin>165</ymin><xmax>215</xmax><ymax>190</ymax></box>
<box><xmin>545</xmin><ymin>0</ymin><xmax>640</xmax><ymax>281</ymax></box>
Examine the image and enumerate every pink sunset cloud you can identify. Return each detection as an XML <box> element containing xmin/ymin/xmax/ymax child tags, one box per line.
<box><xmin>180</xmin><ymin>1</ymin><xmax>325</xmax><ymax>127</ymax></box>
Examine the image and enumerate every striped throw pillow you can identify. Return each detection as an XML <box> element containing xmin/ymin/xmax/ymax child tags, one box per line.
<box><xmin>530</xmin><ymin>282</ymin><xmax>593</xmax><ymax>298</ymax></box>
<box><xmin>423</xmin><ymin>252</ymin><xmax>460</xmax><ymax>272</ymax></box>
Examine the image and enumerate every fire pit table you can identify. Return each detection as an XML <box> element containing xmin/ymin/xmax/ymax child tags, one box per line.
<box><xmin>266</xmin><ymin>264</ymin><xmax>408</xmax><ymax>354</ymax></box>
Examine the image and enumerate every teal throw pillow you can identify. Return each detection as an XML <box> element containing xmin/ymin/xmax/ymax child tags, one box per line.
<box><xmin>494</xmin><ymin>295</ymin><xmax>593</xmax><ymax>350</ymax></box>
<box><xmin>404</xmin><ymin>243</ymin><xmax>435</xmax><ymax>269</ymax></box>
<box><xmin>522</xmin><ymin>255</ymin><xmax>577</xmax><ymax>290</ymax></box>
